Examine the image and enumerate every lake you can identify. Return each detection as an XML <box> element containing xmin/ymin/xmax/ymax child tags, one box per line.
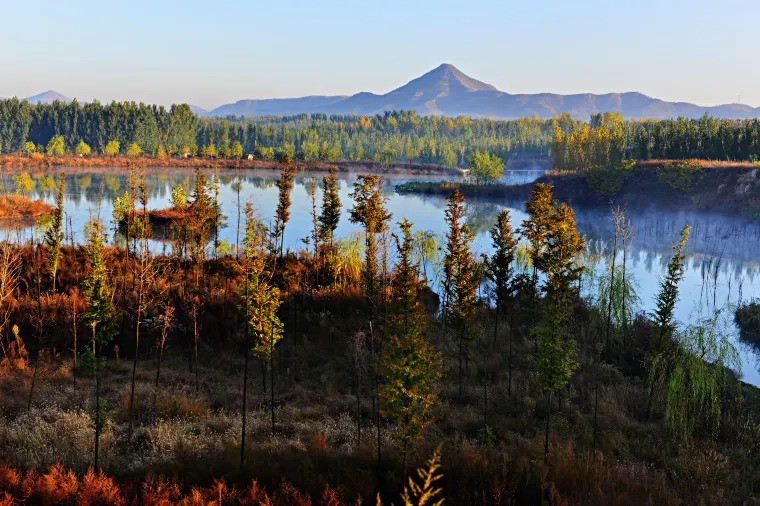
<box><xmin>4</xmin><ymin>166</ymin><xmax>759</xmax><ymax>386</ymax></box>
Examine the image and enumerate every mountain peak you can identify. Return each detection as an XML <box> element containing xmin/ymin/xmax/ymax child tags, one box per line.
<box><xmin>410</xmin><ymin>63</ymin><xmax>498</xmax><ymax>93</ymax></box>
<box><xmin>26</xmin><ymin>90</ymin><xmax>70</xmax><ymax>104</ymax></box>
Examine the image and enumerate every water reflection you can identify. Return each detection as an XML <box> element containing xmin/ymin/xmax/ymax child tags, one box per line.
<box><xmin>3</xmin><ymin>167</ymin><xmax>759</xmax><ymax>385</ymax></box>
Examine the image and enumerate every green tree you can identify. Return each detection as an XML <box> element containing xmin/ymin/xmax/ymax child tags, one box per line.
<box><xmin>126</xmin><ymin>142</ymin><xmax>142</xmax><ymax>157</ymax></box>
<box><xmin>231</xmin><ymin>140</ymin><xmax>244</xmax><ymax>159</ymax></box>
<box><xmin>75</xmin><ymin>140</ymin><xmax>92</xmax><ymax>156</ymax></box>
<box><xmin>467</xmin><ymin>151</ymin><xmax>505</xmax><ymax>184</ymax></box>
<box><xmin>46</xmin><ymin>135</ymin><xmax>65</xmax><ymax>156</ymax></box>
<box><xmin>485</xmin><ymin>209</ymin><xmax>518</xmax><ymax>342</ymax></box>
<box><xmin>43</xmin><ymin>173</ymin><xmax>65</xmax><ymax>291</ymax></box>
<box><xmin>22</xmin><ymin>141</ymin><xmax>36</xmax><ymax>155</ymax></box>
<box><xmin>318</xmin><ymin>168</ymin><xmax>341</xmax><ymax>250</ymax></box>
<box><xmin>442</xmin><ymin>190</ymin><xmax>479</xmax><ymax>404</ymax></box>
<box><xmin>81</xmin><ymin>218</ymin><xmax>116</xmax><ymax>472</ymax></box>
<box><xmin>239</xmin><ymin>203</ymin><xmax>283</xmax><ymax>435</ymax></box>
<box><xmin>103</xmin><ymin>140</ymin><xmax>120</xmax><ymax>156</ymax></box>
<box><xmin>272</xmin><ymin>156</ymin><xmax>297</xmax><ymax>259</ymax></box>
<box><xmin>535</xmin><ymin>202</ymin><xmax>585</xmax><ymax>463</ymax></box>
<box><xmin>349</xmin><ymin>174</ymin><xmax>392</xmax><ymax>313</ymax></box>
<box><xmin>647</xmin><ymin>225</ymin><xmax>690</xmax><ymax>419</ymax></box>
<box><xmin>380</xmin><ymin>219</ymin><xmax>442</xmax><ymax>472</ymax></box>
<box><xmin>521</xmin><ymin>183</ymin><xmax>557</xmax><ymax>301</ymax></box>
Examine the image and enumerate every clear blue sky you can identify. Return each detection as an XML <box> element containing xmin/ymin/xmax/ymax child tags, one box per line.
<box><xmin>1</xmin><ymin>0</ymin><xmax>758</xmax><ymax>109</ymax></box>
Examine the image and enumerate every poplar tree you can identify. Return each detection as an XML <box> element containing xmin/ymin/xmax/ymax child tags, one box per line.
<box><xmin>82</xmin><ymin>218</ymin><xmax>116</xmax><ymax>472</ymax></box>
<box><xmin>379</xmin><ymin>219</ymin><xmax>442</xmax><ymax>473</ymax></box>
<box><xmin>43</xmin><ymin>172</ymin><xmax>65</xmax><ymax>291</ymax></box>
<box><xmin>442</xmin><ymin>190</ymin><xmax>478</xmax><ymax>404</ymax></box>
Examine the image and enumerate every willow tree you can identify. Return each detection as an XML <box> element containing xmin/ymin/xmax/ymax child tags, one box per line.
<box><xmin>239</xmin><ymin>202</ymin><xmax>283</xmax><ymax>437</ymax></box>
<box><xmin>379</xmin><ymin>219</ymin><xmax>442</xmax><ymax>473</ymax></box>
<box><xmin>442</xmin><ymin>190</ymin><xmax>479</xmax><ymax>404</ymax></box>
<box><xmin>82</xmin><ymin>218</ymin><xmax>116</xmax><ymax>472</ymax></box>
<box><xmin>43</xmin><ymin>172</ymin><xmax>65</xmax><ymax>291</ymax></box>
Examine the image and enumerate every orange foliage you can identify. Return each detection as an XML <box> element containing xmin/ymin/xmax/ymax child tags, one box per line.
<box><xmin>0</xmin><ymin>195</ymin><xmax>53</xmax><ymax>219</ymax></box>
<box><xmin>77</xmin><ymin>469</ymin><xmax>127</xmax><ymax>506</ymax></box>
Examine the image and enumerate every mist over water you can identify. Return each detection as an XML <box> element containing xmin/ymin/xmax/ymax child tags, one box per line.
<box><xmin>5</xmin><ymin>167</ymin><xmax>759</xmax><ymax>386</ymax></box>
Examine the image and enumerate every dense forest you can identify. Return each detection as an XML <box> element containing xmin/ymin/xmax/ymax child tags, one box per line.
<box><xmin>0</xmin><ymin>162</ymin><xmax>756</xmax><ymax>504</ymax></box>
<box><xmin>3</xmin><ymin>98</ymin><xmax>760</xmax><ymax>172</ymax></box>
<box><xmin>0</xmin><ymin>99</ymin><xmax>552</xmax><ymax>166</ymax></box>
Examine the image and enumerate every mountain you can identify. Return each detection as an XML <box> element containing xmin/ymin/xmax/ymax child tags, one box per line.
<box><xmin>200</xmin><ymin>63</ymin><xmax>760</xmax><ymax>120</ymax></box>
<box><xmin>25</xmin><ymin>90</ymin><xmax>70</xmax><ymax>104</ymax></box>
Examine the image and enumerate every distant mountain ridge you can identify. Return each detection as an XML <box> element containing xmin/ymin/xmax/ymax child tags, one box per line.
<box><xmin>197</xmin><ymin>64</ymin><xmax>760</xmax><ymax>120</ymax></box>
<box><xmin>13</xmin><ymin>65</ymin><xmax>760</xmax><ymax>119</ymax></box>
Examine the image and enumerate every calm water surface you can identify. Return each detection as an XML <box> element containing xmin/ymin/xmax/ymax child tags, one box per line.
<box><xmin>5</xmin><ymin>167</ymin><xmax>760</xmax><ymax>386</ymax></box>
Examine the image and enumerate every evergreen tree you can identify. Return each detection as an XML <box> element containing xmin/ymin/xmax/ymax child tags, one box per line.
<box><xmin>349</xmin><ymin>174</ymin><xmax>392</xmax><ymax>313</ymax></box>
<box><xmin>647</xmin><ymin>225</ymin><xmax>690</xmax><ymax>419</ymax></box>
<box><xmin>442</xmin><ymin>190</ymin><xmax>479</xmax><ymax>404</ymax></box>
<box><xmin>534</xmin><ymin>201</ymin><xmax>585</xmax><ymax>463</ymax></box>
<box><xmin>272</xmin><ymin>156</ymin><xmax>297</xmax><ymax>259</ymax></box>
<box><xmin>521</xmin><ymin>183</ymin><xmax>557</xmax><ymax>301</ymax></box>
<box><xmin>379</xmin><ymin>219</ymin><xmax>442</xmax><ymax>473</ymax></box>
<box><xmin>318</xmin><ymin>167</ymin><xmax>341</xmax><ymax>250</ymax></box>
<box><xmin>485</xmin><ymin>209</ymin><xmax>518</xmax><ymax>342</ymax></box>
<box><xmin>43</xmin><ymin>172</ymin><xmax>65</xmax><ymax>291</ymax></box>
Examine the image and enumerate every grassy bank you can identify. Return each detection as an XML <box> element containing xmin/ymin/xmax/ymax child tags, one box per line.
<box><xmin>0</xmin><ymin>153</ymin><xmax>461</xmax><ymax>175</ymax></box>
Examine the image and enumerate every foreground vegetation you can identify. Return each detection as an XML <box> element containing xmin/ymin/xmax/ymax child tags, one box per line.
<box><xmin>0</xmin><ymin>161</ymin><xmax>755</xmax><ymax>504</ymax></box>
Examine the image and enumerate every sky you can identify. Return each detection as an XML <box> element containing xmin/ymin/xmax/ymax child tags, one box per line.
<box><xmin>1</xmin><ymin>0</ymin><xmax>758</xmax><ymax>110</ymax></box>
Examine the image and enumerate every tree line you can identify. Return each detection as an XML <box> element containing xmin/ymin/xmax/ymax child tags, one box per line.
<box><xmin>552</xmin><ymin>112</ymin><xmax>760</xmax><ymax>171</ymax></box>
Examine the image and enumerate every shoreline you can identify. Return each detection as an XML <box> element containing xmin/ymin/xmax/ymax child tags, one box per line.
<box><xmin>396</xmin><ymin>161</ymin><xmax>760</xmax><ymax>219</ymax></box>
<box><xmin>0</xmin><ymin>153</ymin><xmax>466</xmax><ymax>176</ymax></box>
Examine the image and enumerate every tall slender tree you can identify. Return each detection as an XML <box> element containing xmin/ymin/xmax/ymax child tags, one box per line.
<box><xmin>379</xmin><ymin>219</ymin><xmax>442</xmax><ymax>474</ymax></box>
<box><xmin>82</xmin><ymin>218</ymin><xmax>116</xmax><ymax>472</ymax></box>
<box><xmin>239</xmin><ymin>202</ymin><xmax>283</xmax><ymax>435</ymax></box>
<box><xmin>272</xmin><ymin>156</ymin><xmax>296</xmax><ymax>260</ymax></box>
<box><xmin>442</xmin><ymin>190</ymin><xmax>479</xmax><ymax>404</ymax></box>
<box><xmin>318</xmin><ymin>167</ymin><xmax>341</xmax><ymax>251</ymax></box>
<box><xmin>485</xmin><ymin>209</ymin><xmax>518</xmax><ymax>343</ymax></box>
<box><xmin>535</xmin><ymin>202</ymin><xmax>585</xmax><ymax>464</ymax></box>
<box><xmin>43</xmin><ymin>172</ymin><xmax>66</xmax><ymax>291</ymax></box>
<box><xmin>647</xmin><ymin>225</ymin><xmax>691</xmax><ymax>419</ymax></box>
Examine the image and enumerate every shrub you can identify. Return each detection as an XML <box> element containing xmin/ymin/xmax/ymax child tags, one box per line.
<box><xmin>656</xmin><ymin>159</ymin><xmax>704</xmax><ymax>191</ymax></box>
<box><xmin>75</xmin><ymin>140</ymin><xmax>92</xmax><ymax>156</ymax></box>
<box><xmin>103</xmin><ymin>140</ymin><xmax>120</xmax><ymax>156</ymax></box>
